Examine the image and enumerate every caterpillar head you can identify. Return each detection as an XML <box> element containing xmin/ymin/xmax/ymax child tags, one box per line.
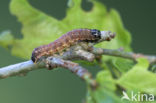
<box><xmin>91</xmin><ymin>29</ymin><xmax>101</xmax><ymax>38</ymax></box>
<box><xmin>91</xmin><ymin>29</ymin><xmax>116</xmax><ymax>42</ymax></box>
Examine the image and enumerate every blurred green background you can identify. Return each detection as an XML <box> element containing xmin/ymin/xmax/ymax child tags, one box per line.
<box><xmin>0</xmin><ymin>0</ymin><xmax>155</xmax><ymax>103</ymax></box>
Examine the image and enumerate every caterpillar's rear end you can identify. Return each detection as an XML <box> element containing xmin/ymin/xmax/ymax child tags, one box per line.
<box><xmin>31</xmin><ymin>29</ymin><xmax>115</xmax><ymax>63</ymax></box>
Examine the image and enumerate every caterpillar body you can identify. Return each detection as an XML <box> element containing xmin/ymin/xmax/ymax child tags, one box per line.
<box><xmin>31</xmin><ymin>29</ymin><xmax>115</xmax><ymax>63</ymax></box>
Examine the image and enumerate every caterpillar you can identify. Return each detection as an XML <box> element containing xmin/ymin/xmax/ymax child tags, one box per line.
<box><xmin>31</xmin><ymin>29</ymin><xmax>115</xmax><ymax>63</ymax></box>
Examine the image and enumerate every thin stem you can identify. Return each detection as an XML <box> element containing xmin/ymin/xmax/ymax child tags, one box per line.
<box><xmin>91</xmin><ymin>47</ymin><xmax>156</xmax><ymax>64</ymax></box>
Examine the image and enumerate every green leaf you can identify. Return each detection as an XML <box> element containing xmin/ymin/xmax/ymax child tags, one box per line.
<box><xmin>0</xmin><ymin>0</ymin><xmax>132</xmax><ymax>60</ymax></box>
<box><xmin>96</xmin><ymin>9</ymin><xmax>131</xmax><ymax>51</ymax></box>
<box><xmin>9</xmin><ymin>0</ymin><xmax>69</xmax><ymax>59</ymax></box>
<box><xmin>87</xmin><ymin>87</ymin><xmax>123</xmax><ymax>103</ymax></box>
<box><xmin>151</xmin><ymin>64</ymin><xmax>156</xmax><ymax>73</ymax></box>
<box><xmin>0</xmin><ymin>30</ymin><xmax>14</xmax><ymax>48</ymax></box>
<box><xmin>113</xmin><ymin>58</ymin><xmax>134</xmax><ymax>73</ymax></box>
<box><xmin>117</xmin><ymin>58</ymin><xmax>156</xmax><ymax>95</ymax></box>
<box><xmin>86</xmin><ymin>70</ymin><xmax>124</xmax><ymax>103</ymax></box>
<box><xmin>96</xmin><ymin>70</ymin><xmax>116</xmax><ymax>91</ymax></box>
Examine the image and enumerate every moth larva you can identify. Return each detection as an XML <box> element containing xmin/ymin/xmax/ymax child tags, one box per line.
<box><xmin>31</xmin><ymin>29</ymin><xmax>115</xmax><ymax>63</ymax></box>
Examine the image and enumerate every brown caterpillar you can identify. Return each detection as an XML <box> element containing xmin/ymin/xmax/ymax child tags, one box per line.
<box><xmin>31</xmin><ymin>29</ymin><xmax>115</xmax><ymax>63</ymax></box>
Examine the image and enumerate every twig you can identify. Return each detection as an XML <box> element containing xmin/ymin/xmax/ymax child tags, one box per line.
<box><xmin>46</xmin><ymin>57</ymin><xmax>97</xmax><ymax>88</ymax></box>
<box><xmin>91</xmin><ymin>47</ymin><xmax>156</xmax><ymax>64</ymax></box>
<box><xmin>0</xmin><ymin>46</ymin><xmax>155</xmax><ymax>79</ymax></box>
<box><xmin>0</xmin><ymin>60</ymin><xmax>43</xmax><ymax>78</ymax></box>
